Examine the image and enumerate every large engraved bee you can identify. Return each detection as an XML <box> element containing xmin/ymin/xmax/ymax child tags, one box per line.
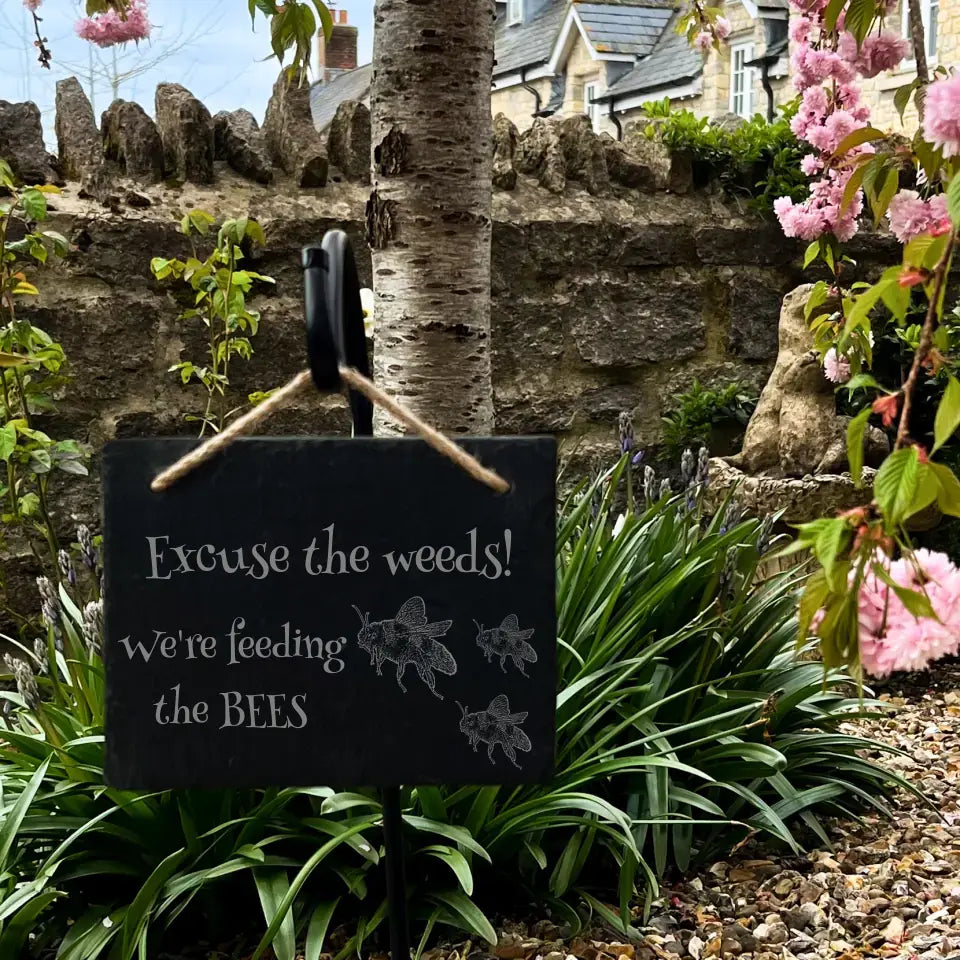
<box><xmin>475</xmin><ymin>614</ymin><xmax>537</xmax><ymax>676</ymax></box>
<box><xmin>354</xmin><ymin>596</ymin><xmax>456</xmax><ymax>699</ymax></box>
<box><xmin>456</xmin><ymin>694</ymin><xmax>532</xmax><ymax>768</ymax></box>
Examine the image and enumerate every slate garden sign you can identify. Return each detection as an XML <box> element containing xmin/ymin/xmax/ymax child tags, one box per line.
<box><xmin>102</xmin><ymin>435</ymin><xmax>557</xmax><ymax>790</ymax></box>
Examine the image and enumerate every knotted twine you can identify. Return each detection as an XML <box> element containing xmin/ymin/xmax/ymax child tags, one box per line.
<box><xmin>150</xmin><ymin>366</ymin><xmax>510</xmax><ymax>495</ymax></box>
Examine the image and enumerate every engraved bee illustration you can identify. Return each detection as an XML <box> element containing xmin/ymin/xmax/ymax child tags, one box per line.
<box><xmin>456</xmin><ymin>694</ymin><xmax>532</xmax><ymax>768</ymax></box>
<box><xmin>354</xmin><ymin>596</ymin><xmax>456</xmax><ymax>699</ymax></box>
<box><xmin>474</xmin><ymin>614</ymin><xmax>537</xmax><ymax>676</ymax></box>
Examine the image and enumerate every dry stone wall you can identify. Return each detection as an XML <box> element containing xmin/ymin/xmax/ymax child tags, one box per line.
<box><xmin>0</xmin><ymin>79</ymin><xmax>903</xmax><ymax>603</ymax></box>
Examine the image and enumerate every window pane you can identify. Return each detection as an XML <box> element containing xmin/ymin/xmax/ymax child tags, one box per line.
<box><xmin>929</xmin><ymin>0</ymin><xmax>938</xmax><ymax>56</ymax></box>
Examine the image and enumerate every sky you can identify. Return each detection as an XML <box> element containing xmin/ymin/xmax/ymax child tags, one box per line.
<box><xmin>0</xmin><ymin>0</ymin><xmax>374</xmax><ymax>144</ymax></box>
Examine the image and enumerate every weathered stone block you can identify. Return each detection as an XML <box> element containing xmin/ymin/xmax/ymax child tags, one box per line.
<box><xmin>213</xmin><ymin>108</ymin><xmax>273</xmax><ymax>184</ymax></box>
<box><xmin>695</xmin><ymin>223</ymin><xmax>797</xmax><ymax>265</ymax></box>
<box><xmin>55</xmin><ymin>78</ymin><xmax>102</xmax><ymax>181</ymax></box>
<box><xmin>571</xmin><ymin>270</ymin><xmax>707</xmax><ymax>365</ymax></box>
<box><xmin>618</xmin><ymin>224</ymin><xmax>699</xmax><ymax>267</ymax></box>
<box><xmin>101</xmin><ymin>100</ymin><xmax>163</xmax><ymax>182</ymax></box>
<box><xmin>727</xmin><ymin>270</ymin><xmax>791</xmax><ymax>361</ymax></box>
<box><xmin>263</xmin><ymin>71</ymin><xmax>328</xmax><ymax>187</ymax></box>
<box><xmin>155</xmin><ymin>83</ymin><xmax>215</xmax><ymax>184</ymax></box>
<box><xmin>557</xmin><ymin>114</ymin><xmax>608</xmax><ymax>195</ymax></box>
<box><xmin>492</xmin><ymin>112</ymin><xmax>518</xmax><ymax>191</ymax></box>
<box><xmin>515</xmin><ymin>118</ymin><xmax>565</xmax><ymax>193</ymax></box>
<box><xmin>327</xmin><ymin>100</ymin><xmax>370</xmax><ymax>183</ymax></box>
<box><xmin>0</xmin><ymin>99</ymin><xmax>56</xmax><ymax>184</ymax></box>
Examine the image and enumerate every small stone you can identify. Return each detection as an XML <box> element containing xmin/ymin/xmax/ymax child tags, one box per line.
<box><xmin>687</xmin><ymin>935</ymin><xmax>704</xmax><ymax>960</ymax></box>
<box><xmin>774</xmin><ymin>877</ymin><xmax>796</xmax><ymax>897</ymax></box>
<box><xmin>124</xmin><ymin>190</ymin><xmax>151</xmax><ymax>208</ymax></box>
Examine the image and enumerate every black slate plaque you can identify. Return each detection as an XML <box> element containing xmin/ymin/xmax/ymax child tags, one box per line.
<box><xmin>103</xmin><ymin>437</ymin><xmax>556</xmax><ymax>790</ymax></box>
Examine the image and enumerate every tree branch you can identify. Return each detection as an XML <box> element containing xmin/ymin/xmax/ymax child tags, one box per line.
<box><xmin>29</xmin><ymin>10</ymin><xmax>51</xmax><ymax>69</ymax></box>
<box><xmin>895</xmin><ymin>232</ymin><xmax>957</xmax><ymax>449</ymax></box>
<box><xmin>906</xmin><ymin>0</ymin><xmax>929</xmax><ymax>122</ymax></box>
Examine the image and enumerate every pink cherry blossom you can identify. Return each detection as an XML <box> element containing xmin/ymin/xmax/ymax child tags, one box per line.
<box><xmin>838</xmin><ymin>30</ymin><xmax>909</xmax><ymax>78</ymax></box>
<box><xmin>75</xmin><ymin>0</ymin><xmax>151</xmax><ymax>47</ymax></box>
<box><xmin>789</xmin><ymin>15</ymin><xmax>811</xmax><ymax>45</ymax></box>
<box><xmin>694</xmin><ymin>31</ymin><xmax>712</xmax><ymax>53</ymax></box>
<box><xmin>923</xmin><ymin>73</ymin><xmax>960</xmax><ymax>159</ymax></box>
<box><xmin>851</xmin><ymin>550</ymin><xmax>960</xmax><ymax>677</ymax></box>
<box><xmin>887</xmin><ymin>190</ymin><xmax>952</xmax><ymax>243</ymax></box>
<box><xmin>800</xmin><ymin>154</ymin><xmax>822</xmax><ymax>176</ymax></box>
<box><xmin>23</xmin><ymin>0</ymin><xmax>41</xmax><ymax>10</ymax></box>
<box><xmin>714</xmin><ymin>16</ymin><xmax>731</xmax><ymax>40</ymax></box>
<box><xmin>823</xmin><ymin>348</ymin><xmax>851</xmax><ymax>383</ymax></box>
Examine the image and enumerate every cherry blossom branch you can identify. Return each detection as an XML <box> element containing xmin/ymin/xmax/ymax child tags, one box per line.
<box><xmin>29</xmin><ymin>9</ymin><xmax>52</xmax><ymax>69</ymax></box>
<box><xmin>895</xmin><ymin>231</ymin><xmax>957</xmax><ymax>450</ymax></box>
<box><xmin>906</xmin><ymin>0</ymin><xmax>929</xmax><ymax>121</ymax></box>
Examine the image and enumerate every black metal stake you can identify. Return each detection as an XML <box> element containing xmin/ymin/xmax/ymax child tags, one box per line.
<box><xmin>304</xmin><ymin>231</ymin><xmax>408</xmax><ymax>960</ymax></box>
<box><xmin>382</xmin><ymin>786</ymin><xmax>411</xmax><ymax>960</ymax></box>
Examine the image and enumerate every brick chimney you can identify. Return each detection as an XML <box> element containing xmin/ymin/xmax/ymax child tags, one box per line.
<box><xmin>318</xmin><ymin>8</ymin><xmax>358</xmax><ymax>83</ymax></box>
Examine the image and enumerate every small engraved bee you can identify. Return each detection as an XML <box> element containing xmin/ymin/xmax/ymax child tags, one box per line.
<box><xmin>354</xmin><ymin>596</ymin><xmax>456</xmax><ymax>699</ymax></box>
<box><xmin>456</xmin><ymin>694</ymin><xmax>532</xmax><ymax>768</ymax></box>
<box><xmin>475</xmin><ymin>614</ymin><xmax>537</xmax><ymax>676</ymax></box>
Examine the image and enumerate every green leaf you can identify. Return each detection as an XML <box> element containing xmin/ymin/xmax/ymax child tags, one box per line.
<box><xmin>255</xmin><ymin>870</ymin><xmax>296</xmax><ymax>960</ymax></box>
<box><xmin>120</xmin><ymin>849</ymin><xmax>187</xmax><ymax>960</ymax></box>
<box><xmin>798</xmin><ymin>570</ymin><xmax>829</xmax><ymax>645</ymax></box>
<box><xmin>803</xmin><ymin>241</ymin><xmax>820</xmax><ymax>269</ymax></box>
<box><xmin>423</xmin><ymin>845</ymin><xmax>475</xmax><ymax>895</ymax></box>
<box><xmin>871</xmin><ymin>561</ymin><xmax>936</xmax><ymax>621</ymax></box>
<box><xmin>846</xmin><ymin>407</ymin><xmax>872</xmax><ymax>488</ymax></box>
<box><xmin>823</xmin><ymin>0</ymin><xmax>846</xmax><ymax>31</ymax></box>
<box><xmin>804</xmin><ymin>280</ymin><xmax>829</xmax><ymax>321</ymax></box>
<box><xmin>814</xmin><ymin>518</ymin><xmax>850</xmax><ymax>588</ymax></box>
<box><xmin>428</xmin><ymin>889</ymin><xmax>497</xmax><ymax>946</ymax></box>
<box><xmin>930</xmin><ymin>462</ymin><xmax>960</xmax><ymax>517</ymax></box>
<box><xmin>894</xmin><ymin>79</ymin><xmax>920</xmax><ymax>122</ymax></box>
<box><xmin>20</xmin><ymin>188</ymin><xmax>47</xmax><ymax>221</ymax></box>
<box><xmin>834</xmin><ymin>126</ymin><xmax>887</xmax><ymax>157</ymax></box>
<box><xmin>0</xmin><ymin>422</ymin><xmax>17</xmax><ymax>461</ymax></box>
<box><xmin>873</xmin><ymin>167</ymin><xmax>899</xmax><ymax>226</ymax></box>
<box><xmin>304</xmin><ymin>900</ymin><xmax>339</xmax><ymax>960</ymax></box>
<box><xmin>874</xmin><ymin>448</ymin><xmax>920</xmax><ymax>525</ymax></box>
<box><xmin>845</xmin><ymin>0</ymin><xmax>878</xmax><ymax>45</ymax></box>
<box><xmin>948</xmin><ymin>173</ymin><xmax>960</xmax><ymax>227</ymax></box>
<box><xmin>933</xmin><ymin>375</ymin><xmax>960</xmax><ymax>452</ymax></box>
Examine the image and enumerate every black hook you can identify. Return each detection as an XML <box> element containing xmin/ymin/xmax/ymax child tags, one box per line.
<box><xmin>302</xmin><ymin>230</ymin><xmax>374</xmax><ymax>437</ymax></box>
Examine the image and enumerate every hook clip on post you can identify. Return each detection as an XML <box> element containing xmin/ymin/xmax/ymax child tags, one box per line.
<box><xmin>302</xmin><ymin>230</ymin><xmax>374</xmax><ymax>438</ymax></box>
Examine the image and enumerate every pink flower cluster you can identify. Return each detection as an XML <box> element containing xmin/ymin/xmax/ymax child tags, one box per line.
<box><xmin>851</xmin><ymin>550</ymin><xmax>960</xmax><ymax>677</ymax></box>
<box><xmin>774</xmin><ymin>4</ymin><xmax>895</xmax><ymax>243</ymax></box>
<box><xmin>838</xmin><ymin>30</ymin><xmax>909</xmax><ymax>79</ymax></box>
<box><xmin>694</xmin><ymin>15</ymin><xmax>731</xmax><ymax>53</ymax></box>
<box><xmin>923</xmin><ymin>73</ymin><xmax>960</xmax><ymax>159</ymax></box>
<box><xmin>822</xmin><ymin>347</ymin><xmax>851</xmax><ymax>383</ymax></box>
<box><xmin>75</xmin><ymin>0</ymin><xmax>151</xmax><ymax>47</ymax></box>
<box><xmin>887</xmin><ymin>190</ymin><xmax>951</xmax><ymax>244</ymax></box>
<box><xmin>23</xmin><ymin>0</ymin><xmax>42</xmax><ymax>11</ymax></box>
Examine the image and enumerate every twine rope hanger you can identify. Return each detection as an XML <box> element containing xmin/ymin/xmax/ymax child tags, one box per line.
<box><xmin>150</xmin><ymin>365</ymin><xmax>511</xmax><ymax>495</ymax></box>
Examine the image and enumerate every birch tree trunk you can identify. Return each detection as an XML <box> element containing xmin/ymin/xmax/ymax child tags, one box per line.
<box><xmin>367</xmin><ymin>0</ymin><xmax>496</xmax><ymax>436</ymax></box>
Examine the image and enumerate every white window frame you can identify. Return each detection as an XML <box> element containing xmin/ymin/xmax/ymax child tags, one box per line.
<box><xmin>507</xmin><ymin>0</ymin><xmax>523</xmax><ymax>26</ymax></box>
<box><xmin>902</xmin><ymin>0</ymin><xmax>938</xmax><ymax>61</ymax></box>
<box><xmin>730</xmin><ymin>43</ymin><xmax>755</xmax><ymax>118</ymax></box>
<box><xmin>583</xmin><ymin>81</ymin><xmax>602</xmax><ymax>132</ymax></box>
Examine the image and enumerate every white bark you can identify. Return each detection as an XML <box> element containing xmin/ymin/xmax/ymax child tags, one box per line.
<box><xmin>368</xmin><ymin>0</ymin><xmax>496</xmax><ymax>436</ymax></box>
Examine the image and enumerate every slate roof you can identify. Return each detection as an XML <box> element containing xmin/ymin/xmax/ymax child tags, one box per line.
<box><xmin>310</xmin><ymin>63</ymin><xmax>373</xmax><ymax>131</ymax></box>
<box><xmin>576</xmin><ymin>3</ymin><xmax>673</xmax><ymax>56</ymax></box>
<box><xmin>494</xmin><ymin>0</ymin><xmax>568</xmax><ymax>76</ymax></box>
<box><xmin>598</xmin><ymin>11</ymin><xmax>702</xmax><ymax>100</ymax></box>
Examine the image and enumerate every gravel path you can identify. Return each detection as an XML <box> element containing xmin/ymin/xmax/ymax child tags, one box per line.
<box><xmin>487</xmin><ymin>667</ymin><xmax>960</xmax><ymax>960</ymax></box>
